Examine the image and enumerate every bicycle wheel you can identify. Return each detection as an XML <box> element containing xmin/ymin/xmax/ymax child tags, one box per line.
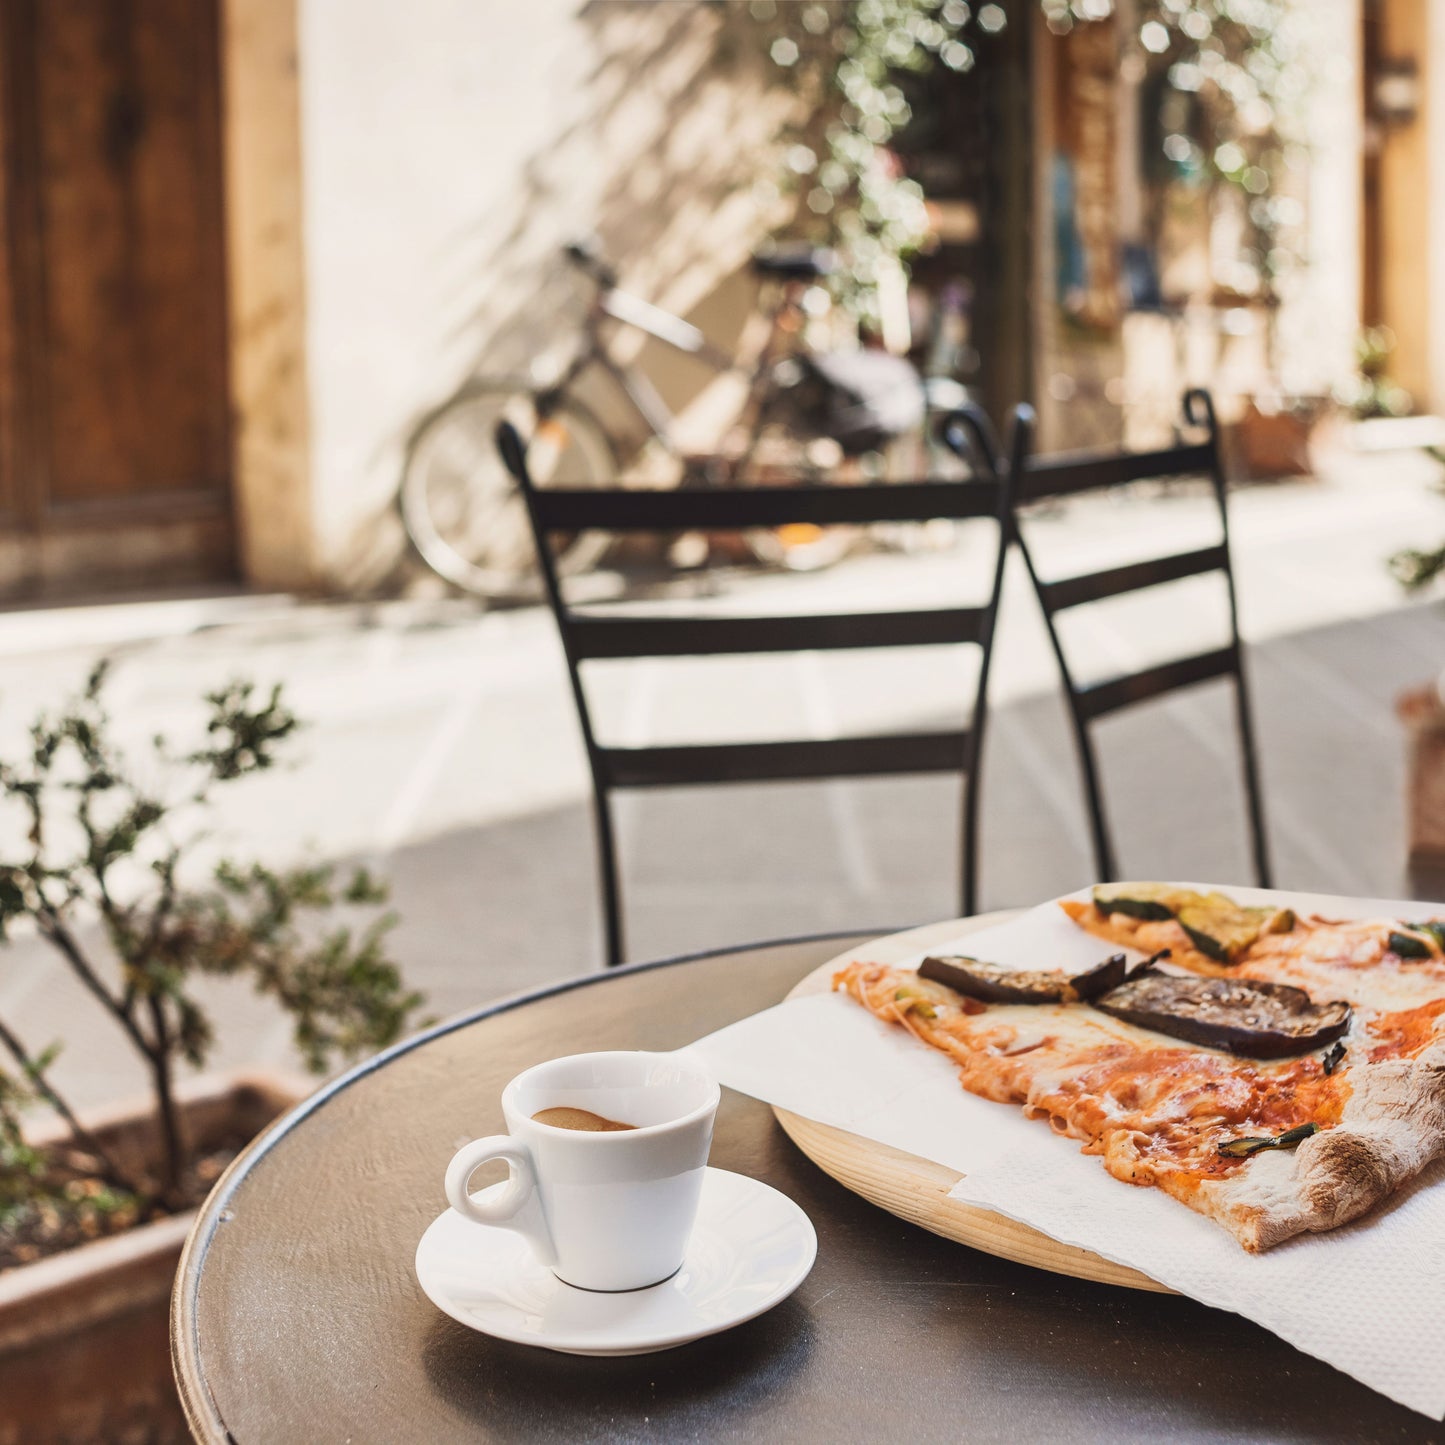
<box><xmin>399</xmin><ymin>381</ymin><xmax>614</xmax><ymax>599</ymax></box>
<box><xmin>726</xmin><ymin>383</ymin><xmax>858</xmax><ymax>572</ymax></box>
<box><xmin>740</xmin><ymin>414</ymin><xmax>964</xmax><ymax>568</ymax></box>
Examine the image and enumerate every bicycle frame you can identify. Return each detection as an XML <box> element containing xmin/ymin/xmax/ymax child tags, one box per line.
<box><xmin>539</xmin><ymin>256</ymin><xmax>799</xmax><ymax>463</ymax></box>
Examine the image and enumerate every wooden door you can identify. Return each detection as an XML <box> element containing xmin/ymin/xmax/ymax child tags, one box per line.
<box><xmin>0</xmin><ymin>0</ymin><xmax>235</xmax><ymax>598</ymax></box>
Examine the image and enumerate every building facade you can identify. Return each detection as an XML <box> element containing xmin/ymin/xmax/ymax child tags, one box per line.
<box><xmin>0</xmin><ymin>0</ymin><xmax>1440</xmax><ymax>600</ymax></box>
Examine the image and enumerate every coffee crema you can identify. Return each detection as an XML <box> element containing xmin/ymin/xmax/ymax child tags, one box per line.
<box><xmin>532</xmin><ymin>1106</ymin><xmax>638</xmax><ymax>1133</ymax></box>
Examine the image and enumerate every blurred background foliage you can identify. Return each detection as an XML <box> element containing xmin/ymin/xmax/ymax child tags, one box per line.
<box><xmin>744</xmin><ymin>0</ymin><xmax>1301</xmax><ymax>325</ymax></box>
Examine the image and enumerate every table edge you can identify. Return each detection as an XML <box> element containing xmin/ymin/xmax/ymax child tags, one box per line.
<box><xmin>169</xmin><ymin>924</ymin><xmax>909</xmax><ymax>1443</ymax></box>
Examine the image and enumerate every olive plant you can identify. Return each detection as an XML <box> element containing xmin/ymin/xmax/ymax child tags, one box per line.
<box><xmin>0</xmin><ymin>664</ymin><xmax>423</xmax><ymax>1221</ymax></box>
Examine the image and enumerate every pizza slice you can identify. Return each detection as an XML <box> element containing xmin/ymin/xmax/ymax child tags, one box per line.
<box><xmin>834</xmin><ymin>886</ymin><xmax>1445</xmax><ymax>1252</ymax></box>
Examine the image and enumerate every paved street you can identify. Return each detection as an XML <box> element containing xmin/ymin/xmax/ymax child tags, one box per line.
<box><xmin>2</xmin><ymin>443</ymin><xmax>1444</xmax><ymax>1110</ymax></box>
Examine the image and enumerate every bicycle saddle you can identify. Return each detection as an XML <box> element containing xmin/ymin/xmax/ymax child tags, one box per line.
<box><xmin>750</xmin><ymin>243</ymin><xmax>837</xmax><ymax>282</ymax></box>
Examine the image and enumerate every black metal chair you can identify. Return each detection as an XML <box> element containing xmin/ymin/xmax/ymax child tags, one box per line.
<box><xmin>497</xmin><ymin>413</ymin><xmax>1013</xmax><ymax>967</ymax></box>
<box><xmin>994</xmin><ymin>388</ymin><xmax>1272</xmax><ymax>886</ymax></box>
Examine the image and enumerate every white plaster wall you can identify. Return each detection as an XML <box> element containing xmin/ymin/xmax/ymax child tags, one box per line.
<box><xmin>1277</xmin><ymin>0</ymin><xmax>1362</xmax><ymax>398</ymax></box>
<box><xmin>294</xmin><ymin>0</ymin><xmax>790</xmax><ymax>590</ymax></box>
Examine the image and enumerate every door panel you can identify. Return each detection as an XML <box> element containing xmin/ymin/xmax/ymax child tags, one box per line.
<box><xmin>0</xmin><ymin>1</ymin><xmax>24</xmax><ymax>526</ymax></box>
<box><xmin>0</xmin><ymin>0</ymin><xmax>234</xmax><ymax>593</ymax></box>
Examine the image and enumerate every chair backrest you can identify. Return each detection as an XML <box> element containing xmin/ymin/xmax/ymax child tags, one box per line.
<box><xmin>497</xmin><ymin>415</ymin><xmax>1013</xmax><ymax>966</ymax></box>
<box><xmin>1000</xmin><ymin>388</ymin><xmax>1271</xmax><ymax>886</ymax></box>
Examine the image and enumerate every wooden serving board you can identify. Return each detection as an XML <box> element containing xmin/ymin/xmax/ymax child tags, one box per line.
<box><xmin>776</xmin><ymin>916</ymin><xmax>1175</xmax><ymax>1295</ymax></box>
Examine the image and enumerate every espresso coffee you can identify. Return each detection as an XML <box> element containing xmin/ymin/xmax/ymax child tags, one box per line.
<box><xmin>532</xmin><ymin>1106</ymin><xmax>637</xmax><ymax>1133</ymax></box>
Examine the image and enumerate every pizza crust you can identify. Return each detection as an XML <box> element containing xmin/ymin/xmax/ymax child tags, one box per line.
<box><xmin>1205</xmin><ymin>1038</ymin><xmax>1445</xmax><ymax>1250</ymax></box>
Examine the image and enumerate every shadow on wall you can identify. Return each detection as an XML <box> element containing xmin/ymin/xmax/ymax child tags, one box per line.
<box><xmin>343</xmin><ymin>2</ymin><xmax>797</xmax><ymax>592</ymax></box>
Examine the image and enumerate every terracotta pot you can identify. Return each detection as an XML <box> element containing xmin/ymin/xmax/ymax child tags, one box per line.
<box><xmin>0</xmin><ymin>1070</ymin><xmax>306</xmax><ymax>1445</ymax></box>
<box><xmin>1229</xmin><ymin>397</ymin><xmax>1330</xmax><ymax>480</ymax></box>
<box><xmin>1399</xmin><ymin>684</ymin><xmax>1445</xmax><ymax>864</ymax></box>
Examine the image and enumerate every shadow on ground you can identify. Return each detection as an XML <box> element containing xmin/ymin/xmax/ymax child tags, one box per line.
<box><xmin>395</xmin><ymin>596</ymin><xmax>1445</xmax><ymax>1008</ymax></box>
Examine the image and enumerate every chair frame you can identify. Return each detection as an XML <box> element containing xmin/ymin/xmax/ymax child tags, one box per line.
<box><xmin>1002</xmin><ymin>388</ymin><xmax>1272</xmax><ymax>886</ymax></box>
<box><xmin>498</xmin><ymin>413</ymin><xmax>1013</xmax><ymax>966</ymax></box>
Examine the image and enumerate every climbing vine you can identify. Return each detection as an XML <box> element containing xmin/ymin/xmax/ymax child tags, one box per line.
<box><xmin>746</xmin><ymin>0</ymin><xmax>1301</xmax><ymax>318</ymax></box>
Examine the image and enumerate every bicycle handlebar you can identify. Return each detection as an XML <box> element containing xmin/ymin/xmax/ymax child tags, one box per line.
<box><xmin>563</xmin><ymin>238</ymin><xmax>617</xmax><ymax>290</ymax></box>
<box><xmin>564</xmin><ymin>239</ymin><xmax>724</xmax><ymax>364</ymax></box>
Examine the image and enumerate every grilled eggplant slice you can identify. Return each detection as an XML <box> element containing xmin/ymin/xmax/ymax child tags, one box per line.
<box><xmin>1069</xmin><ymin>952</ymin><xmax>1130</xmax><ymax>999</ymax></box>
<box><xmin>1093</xmin><ymin>972</ymin><xmax>1349</xmax><ymax>1058</ymax></box>
<box><xmin>1174</xmin><ymin>893</ymin><xmax>1295</xmax><ymax>964</ymax></box>
<box><xmin>919</xmin><ymin>952</ymin><xmax>1127</xmax><ymax>1005</ymax></box>
<box><xmin>1092</xmin><ymin>883</ymin><xmax>1192</xmax><ymax>921</ymax></box>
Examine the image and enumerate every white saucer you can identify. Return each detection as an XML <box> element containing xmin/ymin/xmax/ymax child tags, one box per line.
<box><xmin>415</xmin><ymin>1166</ymin><xmax>816</xmax><ymax>1356</ymax></box>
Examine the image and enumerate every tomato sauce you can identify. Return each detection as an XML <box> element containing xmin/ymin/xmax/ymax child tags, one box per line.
<box><xmin>1035</xmin><ymin>1046</ymin><xmax>1347</xmax><ymax>1181</ymax></box>
<box><xmin>1366</xmin><ymin>997</ymin><xmax>1445</xmax><ymax>1061</ymax></box>
<box><xmin>835</xmin><ymin>959</ymin><xmax>1350</xmax><ymax>1189</ymax></box>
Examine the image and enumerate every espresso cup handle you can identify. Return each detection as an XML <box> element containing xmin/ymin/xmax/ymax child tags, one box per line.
<box><xmin>444</xmin><ymin>1136</ymin><xmax>557</xmax><ymax>1266</ymax></box>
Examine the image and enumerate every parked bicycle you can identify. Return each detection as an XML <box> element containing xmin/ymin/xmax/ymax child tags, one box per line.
<box><xmin>399</xmin><ymin>239</ymin><xmax>959</xmax><ymax>598</ymax></box>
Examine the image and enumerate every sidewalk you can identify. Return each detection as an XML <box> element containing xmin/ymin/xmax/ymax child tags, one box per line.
<box><xmin>2</xmin><ymin>444</ymin><xmax>1443</xmax><ymax>1110</ymax></box>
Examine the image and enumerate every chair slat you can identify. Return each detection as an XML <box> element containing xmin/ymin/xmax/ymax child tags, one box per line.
<box><xmin>994</xmin><ymin>391</ymin><xmax>1273</xmax><ymax>891</ymax></box>
<box><xmin>1038</xmin><ymin>544</ymin><xmax>1228</xmax><ymax>613</ymax></box>
<box><xmin>1077</xmin><ymin>644</ymin><xmax>1239</xmax><ymax>721</ymax></box>
<box><xmin>1018</xmin><ymin>442</ymin><xmax>1214</xmax><ymax>502</ymax></box>
<box><xmin>528</xmin><ymin>481</ymin><xmax>1000</xmax><ymax>532</ymax></box>
<box><xmin>568</xmin><ymin>609</ymin><xmax>988</xmax><ymax>660</ymax></box>
<box><xmin>500</xmin><ymin>410</ymin><xmax>1012</xmax><ymax>965</ymax></box>
<box><xmin>598</xmin><ymin>730</ymin><xmax>971</xmax><ymax>788</ymax></box>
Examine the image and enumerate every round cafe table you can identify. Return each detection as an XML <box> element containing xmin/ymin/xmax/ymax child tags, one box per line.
<box><xmin>172</xmin><ymin>929</ymin><xmax>1442</xmax><ymax>1443</ymax></box>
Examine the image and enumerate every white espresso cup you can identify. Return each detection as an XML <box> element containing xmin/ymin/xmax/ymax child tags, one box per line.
<box><xmin>444</xmin><ymin>1050</ymin><xmax>720</xmax><ymax>1292</ymax></box>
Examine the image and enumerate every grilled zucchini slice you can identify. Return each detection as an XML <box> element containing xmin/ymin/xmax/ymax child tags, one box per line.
<box><xmin>1387</xmin><ymin>922</ymin><xmax>1445</xmax><ymax>959</ymax></box>
<box><xmin>1175</xmin><ymin>893</ymin><xmax>1295</xmax><ymax>964</ymax></box>
<box><xmin>1092</xmin><ymin>883</ymin><xmax>1195</xmax><ymax>922</ymax></box>
<box><xmin>1092</xmin><ymin>883</ymin><xmax>1296</xmax><ymax>963</ymax></box>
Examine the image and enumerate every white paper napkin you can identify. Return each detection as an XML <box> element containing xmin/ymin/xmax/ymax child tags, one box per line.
<box><xmin>684</xmin><ymin>889</ymin><xmax>1445</xmax><ymax>1419</ymax></box>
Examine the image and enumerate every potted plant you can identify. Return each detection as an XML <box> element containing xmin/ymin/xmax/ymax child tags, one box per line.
<box><xmin>0</xmin><ymin>664</ymin><xmax>425</xmax><ymax>1441</ymax></box>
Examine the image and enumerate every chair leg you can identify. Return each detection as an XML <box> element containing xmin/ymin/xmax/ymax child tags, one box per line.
<box><xmin>592</xmin><ymin>789</ymin><xmax>625</xmax><ymax>968</ymax></box>
<box><xmin>960</xmin><ymin>768</ymin><xmax>980</xmax><ymax>918</ymax></box>
<box><xmin>1232</xmin><ymin>675</ymin><xmax>1273</xmax><ymax>889</ymax></box>
<box><xmin>1074</xmin><ymin>726</ymin><xmax>1117</xmax><ymax>883</ymax></box>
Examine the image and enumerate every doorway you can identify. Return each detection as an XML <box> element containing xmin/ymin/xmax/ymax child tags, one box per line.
<box><xmin>0</xmin><ymin>0</ymin><xmax>235</xmax><ymax>600</ymax></box>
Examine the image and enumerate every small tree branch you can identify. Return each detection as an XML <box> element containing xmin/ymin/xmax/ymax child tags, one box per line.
<box><xmin>133</xmin><ymin>848</ymin><xmax>181</xmax><ymax>990</ymax></box>
<box><xmin>145</xmin><ymin>992</ymin><xmax>183</xmax><ymax>1200</ymax></box>
<box><xmin>76</xmin><ymin>785</ymin><xmax>142</xmax><ymax>946</ymax></box>
<box><xmin>35</xmin><ymin>908</ymin><xmax>155</xmax><ymax>1060</ymax></box>
<box><xmin>115</xmin><ymin>850</ymin><xmax>181</xmax><ymax>1021</ymax></box>
<box><xmin>0</xmin><ymin>1013</ymin><xmax>138</xmax><ymax>1194</ymax></box>
<box><xmin>0</xmin><ymin>667</ymin><xmax>418</xmax><ymax>1223</ymax></box>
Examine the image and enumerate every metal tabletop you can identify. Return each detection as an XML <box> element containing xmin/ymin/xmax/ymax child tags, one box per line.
<box><xmin>172</xmin><ymin>931</ymin><xmax>1442</xmax><ymax>1443</ymax></box>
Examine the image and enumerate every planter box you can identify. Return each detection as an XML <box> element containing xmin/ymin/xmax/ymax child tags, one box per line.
<box><xmin>0</xmin><ymin>1070</ymin><xmax>305</xmax><ymax>1444</ymax></box>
